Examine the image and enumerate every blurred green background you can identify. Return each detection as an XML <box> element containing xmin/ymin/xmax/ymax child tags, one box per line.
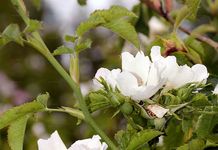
<box><xmin>1</xmin><ymin>0</ymin><xmax>218</xmax><ymax>149</ymax></box>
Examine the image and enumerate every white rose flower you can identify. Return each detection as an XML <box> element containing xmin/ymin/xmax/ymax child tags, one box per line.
<box><xmin>37</xmin><ymin>131</ymin><xmax>108</xmax><ymax>150</ymax></box>
<box><xmin>213</xmin><ymin>84</ymin><xmax>218</xmax><ymax>94</ymax></box>
<box><xmin>116</xmin><ymin>51</ymin><xmax>165</xmax><ymax>101</ymax></box>
<box><xmin>150</xmin><ymin>46</ymin><xmax>209</xmax><ymax>88</ymax></box>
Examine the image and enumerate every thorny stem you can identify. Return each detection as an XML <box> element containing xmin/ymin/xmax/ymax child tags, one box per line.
<box><xmin>141</xmin><ymin>0</ymin><xmax>218</xmax><ymax>52</ymax></box>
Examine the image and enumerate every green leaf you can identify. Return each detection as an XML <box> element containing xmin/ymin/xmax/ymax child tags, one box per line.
<box><xmin>174</xmin><ymin>6</ymin><xmax>189</xmax><ymax>31</ymax></box>
<box><xmin>103</xmin><ymin>19</ymin><xmax>139</xmax><ymax>48</ymax></box>
<box><xmin>195</xmin><ymin>106</ymin><xmax>218</xmax><ymax>139</ymax></box>
<box><xmin>86</xmin><ymin>91</ymin><xmax>111</xmax><ymax>112</ymax></box>
<box><xmin>8</xmin><ymin>115</ymin><xmax>29</xmax><ymax>150</ymax></box>
<box><xmin>191</xmin><ymin>24</ymin><xmax>216</xmax><ymax>37</ymax></box>
<box><xmin>91</xmin><ymin>5</ymin><xmax>137</xmax><ymax>21</ymax></box>
<box><xmin>1</xmin><ymin>24</ymin><xmax>23</xmax><ymax>45</ymax></box>
<box><xmin>115</xmin><ymin>126</ymin><xmax>137</xmax><ymax>150</ymax></box>
<box><xmin>76</xmin><ymin>5</ymin><xmax>137</xmax><ymax>37</ymax></box>
<box><xmin>185</xmin><ymin>0</ymin><xmax>201</xmax><ymax>20</ymax></box>
<box><xmin>24</xmin><ymin>19</ymin><xmax>42</xmax><ymax>33</ymax></box>
<box><xmin>65</xmin><ymin>35</ymin><xmax>77</xmax><ymax>43</ymax></box>
<box><xmin>77</xmin><ymin>0</ymin><xmax>86</xmax><ymax>5</ymax></box>
<box><xmin>31</xmin><ymin>0</ymin><xmax>41</xmax><ymax>10</ymax></box>
<box><xmin>76</xmin><ymin>15</ymin><xmax>106</xmax><ymax>36</ymax></box>
<box><xmin>0</xmin><ymin>101</ymin><xmax>44</xmax><ymax>129</ymax></box>
<box><xmin>177</xmin><ymin>139</ymin><xmax>205</xmax><ymax>150</ymax></box>
<box><xmin>164</xmin><ymin>118</ymin><xmax>184</xmax><ymax>149</ymax></box>
<box><xmin>10</xmin><ymin>0</ymin><xmax>29</xmax><ymax>24</ymax></box>
<box><xmin>126</xmin><ymin>129</ymin><xmax>163</xmax><ymax>150</ymax></box>
<box><xmin>52</xmin><ymin>46</ymin><xmax>73</xmax><ymax>56</ymax></box>
<box><xmin>36</xmin><ymin>92</ymin><xmax>50</xmax><ymax>107</ymax></box>
<box><xmin>75</xmin><ymin>39</ymin><xmax>92</xmax><ymax>53</ymax></box>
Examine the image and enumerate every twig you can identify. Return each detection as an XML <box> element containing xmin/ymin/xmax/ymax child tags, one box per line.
<box><xmin>140</xmin><ymin>0</ymin><xmax>218</xmax><ymax>52</ymax></box>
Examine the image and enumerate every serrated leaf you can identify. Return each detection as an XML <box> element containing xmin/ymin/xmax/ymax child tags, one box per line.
<box><xmin>52</xmin><ymin>46</ymin><xmax>73</xmax><ymax>56</ymax></box>
<box><xmin>1</xmin><ymin>24</ymin><xmax>23</xmax><ymax>45</ymax></box>
<box><xmin>36</xmin><ymin>92</ymin><xmax>49</xmax><ymax>107</ymax></box>
<box><xmin>177</xmin><ymin>139</ymin><xmax>205</xmax><ymax>150</ymax></box>
<box><xmin>76</xmin><ymin>16</ymin><xmax>106</xmax><ymax>36</ymax></box>
<box><xmin>103</xmin><ymin>19</ymin><xmax>139</xmax><ymax>48</ymax></box>
<box><xmin>185</xmin><ymin>0</ymin><xmax>201</xmax><ymax>20</ymax></box>
<box><xmin>75</xmin><ymin>39</ymin><xmax>92</xmax><ymax>53</ymax></box>
<box><xmin>24</xmin><ymin>19</ymin><xmax>42</xmax><ymax>33</ymax></box>
<box><xmin>8</xmin><ymin>115</ymin><xmax>29</xmax><ymax>150</ymax></box>
<box><xmin>0</xmin><ymin>101</ymin><xmax>44</xmax><ymax>129</ymax></box>
<box><xmin>91</xmin><ymin>5</ymin><xmax>137</xmax><ymax>21</ymax></box>
<box><xmin>195</xmin><ymin>106</ymin><xmax>218</xmax><ymax>139</ymax></box>
<box><xmin>126</xmin><ymin>129</ymin><xmax>163</xmax><ymax>150</ymax></box>
<box><xmin>65</xmin><ymin>35</ymin><xmax>77</xmax><ymax>43</ymax></box>
<box><xmin>174</xmin><ymin>6</ymin><xmax>189</xmax><ymax>31</ymax></box>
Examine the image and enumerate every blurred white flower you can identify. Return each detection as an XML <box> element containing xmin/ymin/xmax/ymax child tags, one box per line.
<box><xmin>148</xmin><ymin>16</ymin><xmax>168</xmax><ymax>35</ymax></box>
<box><xmin>150</xmin><ymin>46</ymin><xmax>209</xmax><ymax>88</ymax></box>
<box><xmin>146</xmin><ymin>104</ymin><xmax>169</xmax><ymax>118</ymax></box>
<box><xmin>213</xmin><ymin>84</ymin><xmax>218</xmax><ymax>94</ymax></box>
<box><xmin>38</xmin><ymin>131</ymin><xmax>108</xmax><ymax>150</ymax></box>
<box><xmin>69</xmin><ymin>135</ymin><xmax>108</xmax><ymax>150</ymax></box>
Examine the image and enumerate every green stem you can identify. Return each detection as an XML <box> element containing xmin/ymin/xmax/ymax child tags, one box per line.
<box><xmin>26</xmin><ymin>32</ymin><xmax>117</xmax><ymax>150</ymax></box>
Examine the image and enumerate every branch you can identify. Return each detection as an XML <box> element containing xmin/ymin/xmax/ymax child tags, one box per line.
<box><xmin>141</xmin><ymin>0</ymin><xmax>218</xmax><ymax>52</ymax></box>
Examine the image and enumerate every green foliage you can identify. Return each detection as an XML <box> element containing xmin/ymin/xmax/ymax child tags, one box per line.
<box><xmin>103</xmin><ymin>19</ymin><xmax>139</xmax><ymax>49</ymax></box>
<box><xmin>0</xmin><ymin>101</ymin><xmax>45</xmax><ymax>129</ymax></box>
<box><xmin>24</xmin><ymin>19</ymin><xmax>42</xmax><ymax>33</ymax></box>
<box><xmin>8</xmin><ymin>115</ymin><xmax>30</xmax><ymax>150</ymax></box>
<box><xmin>174</xmin><ymin>0</ymin><xmax>201</xmax><ymax>31</ymax></box>
<box><xmin>1</xmin><ymin>24</ymin><xmax>23</xmax><ymax>46</ymax></box>
<box><xmin>126</xmin><ymin>129</ymin><xmax>163</xmax><ymax>150</ymax></box>
<box><xmin>65</xmin><ymin>35</ymin><xmax>77</xmax><ymax>43</ymax></box>
<box><xmin>76</xmin><ymin>5</ymin><xmax>139</xmax><ymax>48</ymax></box>
<box><xmin>195</xmin><ymin>106</ymin><xmax>218</xmax><ymax>140</ymax></box>
<box><xmin>52</xmin><ymin>46</ymin><xmax>73</xmax><ymax>56</ymax></box>
<box><xmin>36</xmin><ymin>92</ymin><xmax>50</xmax><ymax>108</ymax></box>
<box><xmin>77</xmin><ymin>0</ymin><xmax>86</xmax><ymax>6</ymax></box>
<box><xmin>177</xmin><ymin>139</ymin><xmax>205</xmax><ymax>150</ymax></box>
<box><xmin>75</xmin><ymin>39</ymin><xmax>92</xmax><ymax>53</ymax></box>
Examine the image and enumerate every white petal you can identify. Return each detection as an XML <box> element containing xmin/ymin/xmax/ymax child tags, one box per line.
<box><xmin>146</xmin><ymin>63</ymin><xmax>161</xmax><ymax>86</ymax></box>
<box><xmin>68</xmin><ymin>135</ymin><xmax>108</xmax><ymax>150</ymax></box>
<box><xmin>122</xmin><ymin>51</ymin><xmax>151</xmax><ymax>83</ymax></box>
<box><xmin>147</xmin><ymin>104</ymin><xmax>169</xmax><ymax>118</ymax></box>
<box><xmin>116</xmin><ymin>71</ymin><xmax>138</xmax><ymax>97</ymax></box>
<box><xmin>213</xmin><ymin>84</ymin><xmax>218</xmax><ymax>94</ymax></box>
<box><xmin>37</xmin><ymin>131</ymin><xmax>67</xmax><ymax>150</ymax></box>
<box><xmin>150</xmin><ymin>46</ymin><xmax>162</xmax><ymax>62</ymax></box>
<box><xmin>148</xmin><ymin>16</ymin><xmax>167</xmax><ymax>34</ymax></box>
<box><xmin>191</xmin><ymin>64</ymin><xmax>209</xmax><ymax>82</ymax></box>
<box><xmin>93</xmin><ymin>68</ymin><xmax>121</xmax><ymax>90</ymax></box>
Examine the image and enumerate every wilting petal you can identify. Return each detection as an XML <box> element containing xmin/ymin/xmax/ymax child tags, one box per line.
<box><xmin>37</xmin><ymin>131</ymin><xmax>67</xmax><ymax>150</ymax></box>
<box><xmin>68</xmin><ymin>135</ymin><xmax>108</xmax><ymax>150</ymax></box>
<box><xmin>146</xmin><ymin>104</ymin><xmax>169</xmax><ymax>118</ymax></box>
